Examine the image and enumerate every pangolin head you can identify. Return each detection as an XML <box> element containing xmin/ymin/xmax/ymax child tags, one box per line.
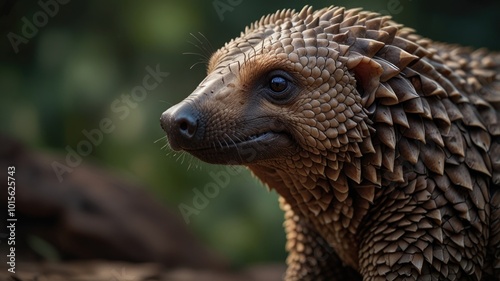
<box><xmin>161</xmin><ymin>5</ymin><xmax>418</xmax><ymax>188</ymax></box>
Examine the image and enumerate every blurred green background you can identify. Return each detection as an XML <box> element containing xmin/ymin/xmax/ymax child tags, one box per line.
<box><xmin>1</xmin><ymin>0</ymin><xmax>499</xmax><ymax>267</ymax></box>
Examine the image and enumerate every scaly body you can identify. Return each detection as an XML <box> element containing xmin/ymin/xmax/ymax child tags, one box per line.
<box><xmin>161</xmin><ymin>6</ymin><xmax>500</xmax><ymax>280</ymax></box>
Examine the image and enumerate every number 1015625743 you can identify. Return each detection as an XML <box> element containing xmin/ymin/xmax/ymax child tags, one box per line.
<box><xmin>6</xmin><ymin>166</ymin><xmax>16</xmax><ymax>273</ymax></box>
<box><xmin>7</xmin><ymin>166</ymin><xmax>15</xmax><ymax>218</ymax></box>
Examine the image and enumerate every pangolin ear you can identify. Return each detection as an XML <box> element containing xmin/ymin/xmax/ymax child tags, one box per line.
<box><xmin>346</xmin><ymin>54</ymin><xmax>384</xmax><ymax>109</ymax></box>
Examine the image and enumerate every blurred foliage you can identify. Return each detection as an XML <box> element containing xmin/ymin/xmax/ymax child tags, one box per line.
<box><xmin>1</xmin><ymin>0</ymin><xmax>499</xmax><ymax>267</ymax></box>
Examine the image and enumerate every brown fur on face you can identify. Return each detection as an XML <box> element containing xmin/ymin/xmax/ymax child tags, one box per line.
<box><xmin>161</xmin><ymin>5</ymin><xmax>500</xmax><ymax>281</ymax></box>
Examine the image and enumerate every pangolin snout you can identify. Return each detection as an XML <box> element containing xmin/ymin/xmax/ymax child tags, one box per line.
<box><xmin>160</xmin><ymin>102</ymin><xmax>199</xmax><ymax>151</ymax></box>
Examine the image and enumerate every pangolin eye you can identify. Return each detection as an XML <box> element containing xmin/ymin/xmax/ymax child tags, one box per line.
<box><xmin>269</xmin><ymin>76</ymin><xmax>288</xmax><ymax>93</ymax></box>
<box><xmin>263</xmin><ymin>71</ymin><xmax>297</xmax><ymax>103</ymax></box>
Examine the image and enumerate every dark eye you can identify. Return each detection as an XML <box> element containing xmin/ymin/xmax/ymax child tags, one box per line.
<box><xmin>270</xmin><ymin>76</ymin><xmax>288</xmax><ymax>93</ymax></box>
<box><xmin>263</xmin><ymin>71</ymin><xmax>298</xmax><ymax>103</ymax></box>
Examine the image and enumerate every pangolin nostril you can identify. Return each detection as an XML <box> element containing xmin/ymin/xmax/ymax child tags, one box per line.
<box><xmin>176</xmin><ymin>115</ymin><xmax>197</xmax><ymax>139</ymax></box>
<box><xmin>179</xmin><ymin>121</ymin><xmax>188</xmax><ymax>131</ymax></box>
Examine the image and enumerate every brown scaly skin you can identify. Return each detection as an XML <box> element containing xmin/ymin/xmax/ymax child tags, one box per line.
<box><xmin>160</xmin><ymin>6</ymin><xmax>500</xmax><ymax>281</ymax></box>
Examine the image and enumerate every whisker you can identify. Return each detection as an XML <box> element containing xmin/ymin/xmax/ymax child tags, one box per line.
<box><xmin>197</xmin><ymin>32</ymin><xmax>215</xmax><ymax>55</ymax></box>
<box><xmin>222</xmin><ymin>137</ymin><xmax>230</xmax><ymax>149</ymax></box>
<box><xmin>184</xmin><ymin>32</ymin><xmax>215</xmax><ymax>69</ymax></box>
<box><xmin>189</xmin><ymin>60</ymin><xmax>208</xmax><ymax>70</ymax></box>
<box><xmin>155</xmin><ymin>135</ymin><xmax>177</xmax><ymax>158</ymax></box>
<box><xmin>175</xmin><ymin>153</ymin><xmax>184</xmax><ymax>163</ymax></box>
<box><xmin>216</xmin><ymin>139</ymin><xmax>224</xmax><ymax>150</ymax></box>
<box><xmin>233</xmin><ymin>133</ymin><xmax>244</xmax><ymax>143</ymax></box>
<box><xmin>183</xmin><ymin>51</ymin><xmax>210</xmax><ymax>58</ymax></box>
<box><xmin>186</xmin><ymin>42</ymin><xmax>210</xmax><ymax>60</ymax></box>
<box><xmin>186</xmin><ymin>153</ymin><xmax>197</xmax><ymax>171</ymax></box>
<box><xmin>225</xmin><ymin>133</ymin><xmax>243</xmax><ymax>162</ymax></box>
<box><xmin>154</xmin><ymin>135</ymin><xmax>168</xmax><ymax>144</ymax></box>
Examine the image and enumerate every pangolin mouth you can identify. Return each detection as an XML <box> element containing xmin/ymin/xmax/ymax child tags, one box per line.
<box><xmin>238</xmin><ymin>131</ymin><xmax>274</xmax><ymax>143</ymax></box>
<box><xmin>184</xmin><ymin>130</ymin><xmax>295</xmax><ymax>165</ymax></box>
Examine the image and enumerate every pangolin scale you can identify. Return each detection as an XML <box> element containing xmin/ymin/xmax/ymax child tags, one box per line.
<box><xmin>160</xmin><ymin>5</ymin><xmax>500</xmax><ymax>281</ymax></box>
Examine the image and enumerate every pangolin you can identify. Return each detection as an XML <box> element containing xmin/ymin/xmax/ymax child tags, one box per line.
<box><xmin>160</xmin><ymin>5</ymin><xmax>500</xmax><ymax>281</ymax></box>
